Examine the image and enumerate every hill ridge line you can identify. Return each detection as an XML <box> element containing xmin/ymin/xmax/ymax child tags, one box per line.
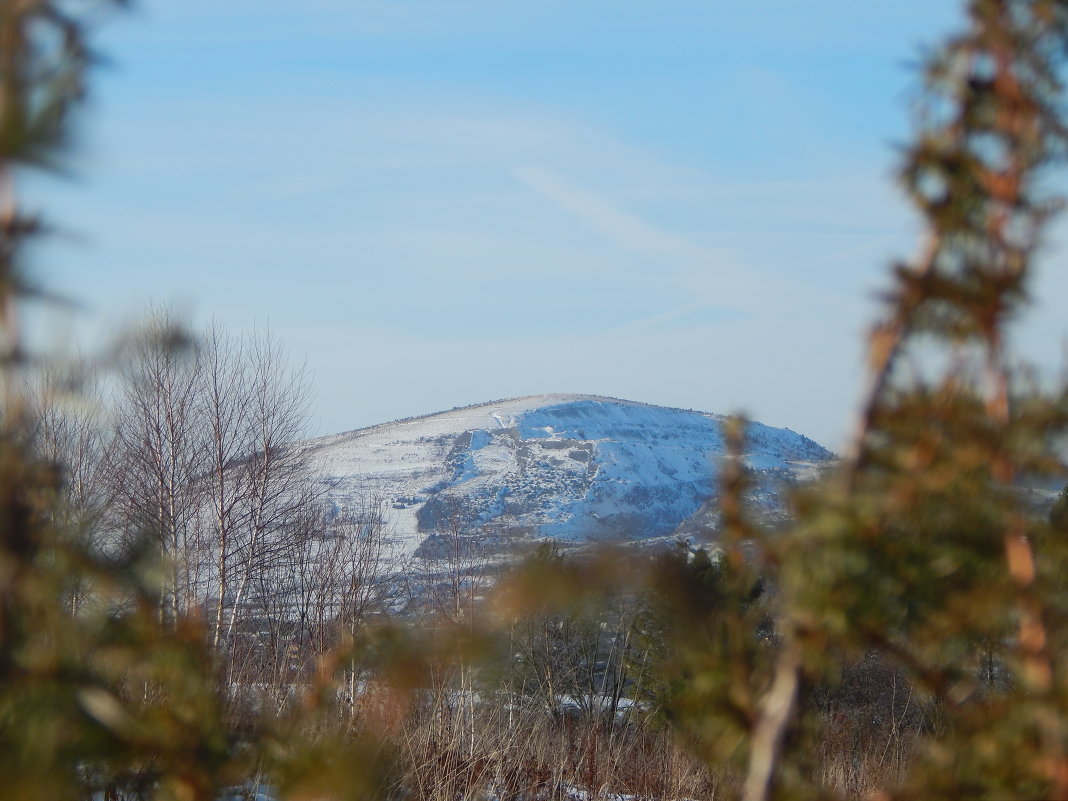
<box><xmin>306</xmin><ymin>393</ymin><xmax>730</xmax><ymax>447</ymax></box>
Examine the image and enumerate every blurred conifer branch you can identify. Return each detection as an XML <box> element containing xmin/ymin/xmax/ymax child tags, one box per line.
<box><xmin>743</xmin><ymin>2</ymin><xmax>1068</xmax><ymax>798</ymax></box>
<box><xmin>0</xmin><ymin>0</ymin><xmax>127</xmax><ymax>370</ymax></box>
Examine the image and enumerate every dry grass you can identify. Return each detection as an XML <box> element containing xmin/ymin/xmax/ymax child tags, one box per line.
<box><xmin>352</xmin><ymin>684</ymin><xmax>719</xmax><ymax>801</ymax></box>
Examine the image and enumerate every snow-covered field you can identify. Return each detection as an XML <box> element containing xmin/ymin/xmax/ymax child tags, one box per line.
<box><xmin>299</xmin><ymin>394</ymin><xmax>833</xmax><ymax>561</ymax></box>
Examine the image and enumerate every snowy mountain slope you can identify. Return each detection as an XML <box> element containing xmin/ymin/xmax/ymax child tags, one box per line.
<box><xmin>300</xmin><ymin>394</ymin><xmax>833</xmax><ymax>559</ymax></box>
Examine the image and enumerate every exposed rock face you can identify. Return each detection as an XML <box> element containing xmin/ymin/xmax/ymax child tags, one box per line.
<box><xmin>300</xmin><ymin>394</ymin><xmax>833</xmax><ymax>559</ymax></box>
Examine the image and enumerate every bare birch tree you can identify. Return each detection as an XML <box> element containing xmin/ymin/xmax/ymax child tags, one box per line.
<box><xmin>110</xmin><ymin>315</ymin><xmax>318</xmax><ymax>642</ymax></box>
<box><xmin>198</xmin><ymin>323</ymin><xmax>252</xmax><ymax>648</ymax></box>
<box><xmin>26</xmin><ymin>360</ymin><xmax>114</xmax><ymax>612</ymax></box>
<box><xmin>110</xmin><ymin>309</ymin><xmax>205</xmax><ymax>624</ymax></box>
<box><xmin>217</xmin><ymin>329</ymin><xmax>315</xmax><ymax>650</ymax></box>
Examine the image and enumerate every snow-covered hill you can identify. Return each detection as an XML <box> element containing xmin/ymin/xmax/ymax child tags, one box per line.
<box><xmin>300</xmin><ymin>394</ymin><xmax>833</xmax><ymax>559</ymax></box>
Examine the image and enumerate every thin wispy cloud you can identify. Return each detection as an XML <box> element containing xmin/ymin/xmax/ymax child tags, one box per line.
<box><xmin>513</xmin><ymin>165</ymin><xmax>717</xmax><ymax>262</ymax></box>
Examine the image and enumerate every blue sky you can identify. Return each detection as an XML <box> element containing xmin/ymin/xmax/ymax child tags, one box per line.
<box><xmin>25</xmin><ymin>1</ymin><xmax>1068</xmax><ymax>449</ymax></box>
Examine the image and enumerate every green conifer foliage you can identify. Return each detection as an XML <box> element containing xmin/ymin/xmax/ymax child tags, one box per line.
<box><xmin>759</xmin><ymin>1</ymin><xmax>1068</xmax><ymax>797</ymax></box>
<box><xmin>0</xmin><ymin>6</ymin><xmax>248</xmax><ymax>800</ymax></box>
<box><xmin>636</xmin><ymin>419</ymin><xmax>777</xmax><ymax>792</ymax></box>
